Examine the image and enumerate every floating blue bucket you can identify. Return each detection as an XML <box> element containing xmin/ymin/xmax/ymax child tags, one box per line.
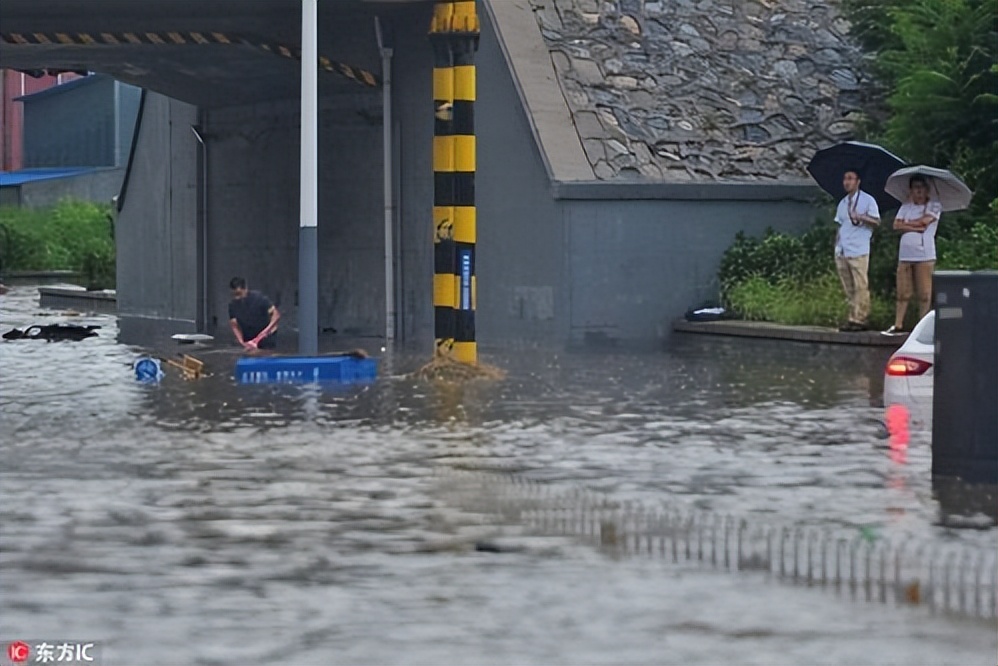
<box><xmin>235</xmin><ymin>355</ymin><xmax>377</xmax><ymax>385</ymax></box>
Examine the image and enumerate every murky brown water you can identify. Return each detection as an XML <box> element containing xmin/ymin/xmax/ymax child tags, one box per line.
<box><xmin>1</xmin><ymin>286</ymin><xmax>995</xmax><ymax>665</ymax></box>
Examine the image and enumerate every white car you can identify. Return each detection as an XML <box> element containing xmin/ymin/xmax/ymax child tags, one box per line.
<box><xmin>883</xmin><ymin>311</ymin><xmax>935</xmax><ymax>428</ymax></box>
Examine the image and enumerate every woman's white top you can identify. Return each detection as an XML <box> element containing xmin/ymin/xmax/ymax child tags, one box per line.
<box><xmin>897</xmin><ymin>199</ymin><xmax>943</xmax><ymax>262</ymax></box>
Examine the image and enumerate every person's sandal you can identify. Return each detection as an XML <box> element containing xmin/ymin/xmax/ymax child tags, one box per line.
<box><xmin>880</xmin><ymin>325</ymin><xmax>906</xmax><ymax>336</ymax></box>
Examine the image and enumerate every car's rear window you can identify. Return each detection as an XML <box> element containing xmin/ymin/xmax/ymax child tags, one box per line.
<box><xmin>916</xmin><ymin>315</ymin><xmax>935</xmax><ymax>345</ymax></box>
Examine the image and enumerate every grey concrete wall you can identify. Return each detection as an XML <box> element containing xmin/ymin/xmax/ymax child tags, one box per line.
<box><xmin>202</xmin><ymin>100</ymin><xmax>300</xmax><ymax>336</ymax></box>
<box><xmin>17</xmin><ymin>167</ymin><xmax>123</xmax><ymax>208</ymax></box>
<box><xmin>392</xmin><ymin>2</ymin><xmax>436</xmax><ymax>344</ymax></box>
<box><xmin>561</xmin><ymin>194</ymin><xmax>817</xmax><ymax>345</ymax></box>
<box><xmin>116</xmin><ymin>92</ymin><xmax>198</xmax><ymax>323</ymax></box>
<box><xmin>203</xmin><ymin>89</ymin><xmax>384</xmax><ymax>338</ymax></box>
<box><xmin>476</xmin><ymin>6</ymin><xmax>568</xmax><ymax>346</ymax></box>
<box><xmin>116</xmin><ymin>81</ymin><xmax>142</xmax><ymax>167</ymax></box>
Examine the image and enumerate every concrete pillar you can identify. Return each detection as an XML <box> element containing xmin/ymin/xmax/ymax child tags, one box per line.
<box><xmin>429</xmin><ymin>0</ymin><xmax>480</xmax><ymax>364</ymax></box>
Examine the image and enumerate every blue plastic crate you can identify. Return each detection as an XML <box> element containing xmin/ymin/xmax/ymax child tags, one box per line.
<box><xmin>235</xmin><ymin>355</ymin><xmax>377</xmax><ymax>385</ymax></box>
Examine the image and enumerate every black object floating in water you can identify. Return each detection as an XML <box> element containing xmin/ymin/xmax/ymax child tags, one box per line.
<box><xmin>3</xmin><ymin>324</ymin><xmax>100</xmax><ymax>342</ymax></box>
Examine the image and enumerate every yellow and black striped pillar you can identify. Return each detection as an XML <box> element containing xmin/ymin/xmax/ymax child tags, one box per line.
<box><xmin>431</xmin><ymin>9</ymin><xmax>457</xmax><ymax>360</ymax></box>
<box><xmin>430</xmin><ymin>0</ymin><xmax>480</xmax><ymax>365</ymax></box>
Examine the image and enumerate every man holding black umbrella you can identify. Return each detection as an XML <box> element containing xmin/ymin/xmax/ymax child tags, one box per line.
<box><xmin>834</xmin><ymin>168</ymin><xmax>881</xmax><ymax>332</ymax></box>
<box><xmin>807</xmin><ymin>141</ymin><xmax>905</xmax><ymax>332</ymax></box>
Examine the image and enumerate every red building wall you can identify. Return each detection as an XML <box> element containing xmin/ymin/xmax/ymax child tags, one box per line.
<box><xmin>0</xmin><ymin>70</ymin><xmax>82</xmax><ymax>172</ymax></box>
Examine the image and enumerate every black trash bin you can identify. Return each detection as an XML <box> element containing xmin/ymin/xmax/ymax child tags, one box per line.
<box><xmin>931</xmin><ymin>271</ymin><xmax>998</xmax><ymax>484</ymax></box>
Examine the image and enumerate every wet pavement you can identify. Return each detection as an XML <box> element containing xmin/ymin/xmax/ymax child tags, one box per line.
<box><xmin>1</xmin><ymin>286</ymin><xmax>996</xmax><ymax>665</ymax></box>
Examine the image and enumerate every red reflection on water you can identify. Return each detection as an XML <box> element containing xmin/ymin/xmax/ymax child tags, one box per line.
<box><xmin>885</xmin><ymin>404</ymin><xmax>910</xmax><ymax>450</ymax></box>
<box><xmin>886</xmin><ymin>429</ymin><xmax>908</xmax><ymax>519</ymax></box>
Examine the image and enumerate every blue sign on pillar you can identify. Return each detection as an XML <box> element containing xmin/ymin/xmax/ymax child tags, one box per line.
<box><xmin>458</xmin><ymin>248</ymin><xmax>472</xmax><ymax>310</ymax></box>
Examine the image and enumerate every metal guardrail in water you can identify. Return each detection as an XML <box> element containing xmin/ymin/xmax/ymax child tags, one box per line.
<box><xmin>437</xmin><ymin>469</ymin><xmax>998</xmax><ymax>621</ymax></box>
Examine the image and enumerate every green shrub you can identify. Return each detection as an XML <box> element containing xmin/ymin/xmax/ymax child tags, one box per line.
<box><xmin>719</xmin><ymin>206</ymin><xmax>996</xmax><ymax>327</ymax></box>
<box><xmin>936</xmin><ymin>202</ymin><xmax>998</xmax><ymax>270</ymax></box>
<box><xmin>0</xmin><ymin>200</ymin><xmax>115</xmax><ymax>288</ymax></box>
<box><xmin>717</xmin><ymin>221</ymin><xmax>837</xmax><ymax>295</ymax></box>
<box><xmin>727</xmin><ymin>274</ymin><xmax>894</xmax><ymax>330</ymax></box>
<box><xmin>80</xmin><ymin>245</ymin><xmax>116</xmax><ymax>291</ymax></box>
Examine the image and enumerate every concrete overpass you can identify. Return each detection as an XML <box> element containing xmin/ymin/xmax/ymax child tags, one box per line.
<box><xmin>1</xmin><ymin>0</ymin><xmax>864</xmax><ymax>350</ymax></box>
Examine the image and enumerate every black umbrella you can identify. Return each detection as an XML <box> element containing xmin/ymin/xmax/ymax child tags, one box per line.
<box><xmin>806</xmin><ymin>141</ymin><xmax>907</xmax><ymax>213</ymax></box>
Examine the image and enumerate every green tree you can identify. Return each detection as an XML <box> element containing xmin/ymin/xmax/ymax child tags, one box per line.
<box><xmin>845</xmin><ymin>0</ymin><xmax>998</xmax><ymax>212</ymax></box>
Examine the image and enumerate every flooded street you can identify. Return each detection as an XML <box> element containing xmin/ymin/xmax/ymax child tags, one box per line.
<box><xmin>1</xmin><ymin>286</ymin><xmax>995</xmax><ymax>666</ymax></box>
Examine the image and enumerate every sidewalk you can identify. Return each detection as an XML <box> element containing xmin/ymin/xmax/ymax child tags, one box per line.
<box><xmin>673</xmin><ymin>318</ymin><xmax>906</xmax><ymax>347</ymax></box>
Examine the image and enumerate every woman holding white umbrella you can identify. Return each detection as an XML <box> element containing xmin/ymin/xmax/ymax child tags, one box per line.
<box><xmin>881</xmin><ymin>166</ymin><xmax>973</xmax><ymax>336</ymax></box>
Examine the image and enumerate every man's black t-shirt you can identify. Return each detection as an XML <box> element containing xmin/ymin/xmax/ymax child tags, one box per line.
<box><xmin>228</xmin><ymin>291</ymin><xmax>274</xmax><ymax>341</ymax></box>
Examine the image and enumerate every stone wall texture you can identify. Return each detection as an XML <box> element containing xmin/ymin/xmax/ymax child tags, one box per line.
<box><xmin>529</xmin><ymin>0</ymin><xmax>871</xmax><ymax>182</ymax></box>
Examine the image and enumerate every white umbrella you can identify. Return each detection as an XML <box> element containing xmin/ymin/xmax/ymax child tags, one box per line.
<box><xmin>885</xmin><ymin>165</ymin><xmax>973</xmax><ymax>212</ymax></box>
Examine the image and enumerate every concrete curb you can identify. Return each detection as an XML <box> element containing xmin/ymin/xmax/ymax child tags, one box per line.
<box><xmin>673</xmin><ymin>318</ymin><xmax>906</xmax><ymax>347</ymax></box>
<box><xmin>39</xmin><ymin>285</ymin><xmax>117</xmax><ymax>314</ymax></box>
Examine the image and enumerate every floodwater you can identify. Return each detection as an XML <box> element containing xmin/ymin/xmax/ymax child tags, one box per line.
<box><xmin>1</xmin><ymin>285</ymin><xmax>995</xmax><ymax>666</ymax></box>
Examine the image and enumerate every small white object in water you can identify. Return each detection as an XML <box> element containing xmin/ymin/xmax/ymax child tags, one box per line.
<box><xmin>381</xmin><ymin>347</ymin><xmax>386</xmax><ymax>352</ymax></box>
<box><xmin>172</xmin><ymin>333</ymin><xmax>214</xmax><ymax>342</ymax></box>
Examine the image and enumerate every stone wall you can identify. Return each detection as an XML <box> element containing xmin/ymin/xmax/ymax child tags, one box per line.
<box><xmin>529</xmin><ymin>0</ymin><xmax>871</xmax><ymax>182</ymax></box>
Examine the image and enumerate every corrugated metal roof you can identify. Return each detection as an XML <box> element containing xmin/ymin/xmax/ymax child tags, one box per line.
<box><xmin>0</xmin><ymin>167</ymin><xmax>98</xmax><ymax>186</ymax></box>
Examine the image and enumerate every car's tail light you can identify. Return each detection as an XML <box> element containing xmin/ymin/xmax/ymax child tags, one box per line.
<box><xmin>886</xmin><ymin>356</ymin><xmax>933</xmax><ymax>376</ymax></box>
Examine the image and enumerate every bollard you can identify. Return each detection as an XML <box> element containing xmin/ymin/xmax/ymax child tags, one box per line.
<box><xmin>931</xmin><ymin>271</ymin><xmax>998</xmax><ymax>483</ymax></box>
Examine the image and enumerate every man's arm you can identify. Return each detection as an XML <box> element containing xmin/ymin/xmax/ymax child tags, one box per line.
<box><xmin>856</xmin><ymin>197</ymin><xmax>881</xmax><ymax>228</ymax></box>
<box><xmin>230</xmin><ymin>318</ymin><xmax>246</xmax><ymax>346</ymax></box>
<box><xmin>248</xmin><ymin>306</ymin><xmax>281</xmax><ymax>346</ymax></box>
<box><xmin>855</xmin><ymin>210</ymin><xmax>880</xmax><ymax>227</ymax></box>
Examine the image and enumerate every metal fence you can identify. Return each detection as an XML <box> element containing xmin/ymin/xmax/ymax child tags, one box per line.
<box><xmin>437</xmin><ymin>468</ymin><xmax>998</xmax><ymax>621</ymax></box>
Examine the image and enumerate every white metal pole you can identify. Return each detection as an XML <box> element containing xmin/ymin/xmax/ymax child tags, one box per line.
<box><xmin>376</xmin><ymin>18</ymin><xmax>396</xmax><ymax>342</ymax></box>
<box><xmin>191</xmin><ymin>125</ymin><xmax>208</xmax><ymax>333</ymax></box>
<box><xmin>299</xmin><ymin>0</ymin><xmax>319</xmax><ymax>355</ymax></box>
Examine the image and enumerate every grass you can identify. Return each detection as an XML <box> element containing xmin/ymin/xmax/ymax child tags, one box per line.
<box><xmin>727</xmin><ymin>273</ymin><xmax>895</xmax><ymax>330</ymax></box>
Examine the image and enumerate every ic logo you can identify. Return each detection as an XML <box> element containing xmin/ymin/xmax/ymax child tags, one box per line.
<box><xmin>7</xmin><ymin>641</ymin><xmax>30</xmax><ymax>663</ymax></box>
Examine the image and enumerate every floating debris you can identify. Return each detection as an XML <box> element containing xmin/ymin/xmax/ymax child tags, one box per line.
<box><xmin>171</xmin><ymin>333</ymin><xmax>215</xmax><ymax>344</ymax></box>
<box><xmin>2</xmin><ymin>324</ymin><xmax>99</xmax><ymax>342</ymax></box>
<box><xmin>134</xmin><ymin>357</ymin><xmax>164</xmax><ymax>383</ymax></box>
<box><xmin>412</xmin><ymin>355</ymin><xmax>505</xmax><ymax>384</ymax></box>
<box><xmin>162</xmin><ymin>354</ymin><xmax>206</xmax><ymax>381</ymax></box>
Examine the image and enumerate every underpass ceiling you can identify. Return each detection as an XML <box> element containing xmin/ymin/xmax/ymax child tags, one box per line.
<box><xmin>0</xmin><ymin>0</ymin><xmax>428</xmax><ymax>106</ymax></box>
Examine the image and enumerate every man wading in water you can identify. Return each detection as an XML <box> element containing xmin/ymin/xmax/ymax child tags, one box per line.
<box><xmin>228</xmin><ymin>277</ymin><xmax>280</xmax><ymax>351</ymax></box>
